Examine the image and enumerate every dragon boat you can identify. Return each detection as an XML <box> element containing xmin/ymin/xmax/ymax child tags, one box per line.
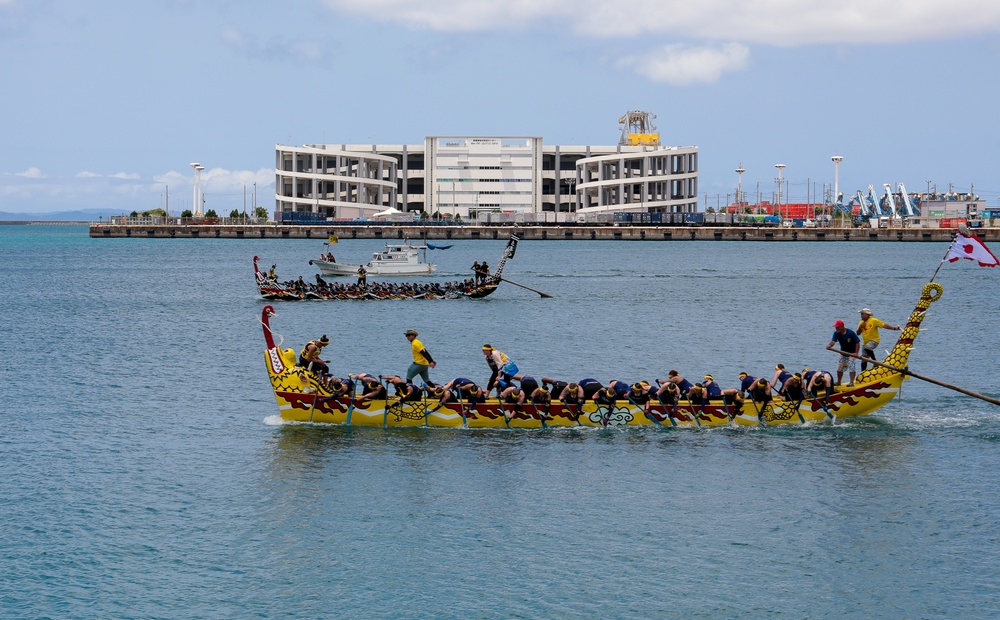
<box><xmin>260</xmin><ymin>280</ymin><xmax>944</xmax><ymax>428</ymax></box>
<box><xmin>254</xmin><ymin>233</ymin><xmax>519</xmax><ymax>301</ymax></box>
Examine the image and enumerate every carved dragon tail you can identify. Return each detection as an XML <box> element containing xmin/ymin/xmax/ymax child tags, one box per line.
<box><xmin>489</xmin><ymin>231</ymin><xmax>520</xmax><ymax>283</ymax></box>
<box><xmin>856</xmin><ymin>282</ymin><xmax>943</xmax><ymax>384</ymax></box>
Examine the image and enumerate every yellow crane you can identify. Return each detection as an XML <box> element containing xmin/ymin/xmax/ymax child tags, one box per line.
<box><xmin>618</xmin><ymin>110</ymin><xmax>660</xmax><ymax>146</ymax></box>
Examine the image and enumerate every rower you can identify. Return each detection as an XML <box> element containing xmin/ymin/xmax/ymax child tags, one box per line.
<box><xmin>298</xmin><ymin>335</ymin><xmax>331</xmax><ymax>376</ymax></box>
<box><xmin>748</xmin><ymin>378</ymin><xmax>772</xmax><ymax>404</ymax></box>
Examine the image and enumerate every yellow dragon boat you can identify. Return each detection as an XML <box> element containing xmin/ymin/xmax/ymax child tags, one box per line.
<box><xmin>260</xmin><ymin>281</ymin><xmax>943</xmax><ymax>428</ymax></box>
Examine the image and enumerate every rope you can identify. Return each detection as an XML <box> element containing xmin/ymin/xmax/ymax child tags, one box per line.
<box><xmin>256</xmin><ymin>315</ymin><xmax>284</xmax><ymax>347</ymax></box>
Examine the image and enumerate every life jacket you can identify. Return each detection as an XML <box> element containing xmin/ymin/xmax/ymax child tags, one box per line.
<box><xmin>300</xmin><ymin>341</ymin><xmax>317</xmax><ymax>360</ymax></box>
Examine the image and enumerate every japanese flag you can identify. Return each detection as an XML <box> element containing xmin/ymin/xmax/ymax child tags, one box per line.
<box><xmin>947</xmin><ymin>232</ymin><xmax>1000</xmax><ymax>267</ymax></box>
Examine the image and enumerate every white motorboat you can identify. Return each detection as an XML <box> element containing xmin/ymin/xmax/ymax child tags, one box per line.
<box><xmin>309</xmin><ymin>240</ymin><xmax>437</xmax><ymax>276</ymax></box>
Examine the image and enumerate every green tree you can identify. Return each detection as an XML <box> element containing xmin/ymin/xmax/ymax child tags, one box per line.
<box><xmin>205</xmin><ymin>209</ymin><xmax>218</xmax><ymax>218</ymax></box>
<box><xmin>129</xmin><ymin>210</ymin><xmax>139</xmax><ymax>217</ymax></box>
<box><xmin>181</xmin><ymin>209</ymin><xmax>193</xmax><ymax>218</ymax></box>
<box><xmin>419</xmin><ymin>211</ymin><xmax>429</xmax><ymax>221</ymax></box>
<box><xmin>230</xmin><ymin>209</ymin><xmax>241</xmax><ymax>218</ymax></box>
<box><xmin>254</xmin><ymin>207</ymin><xmax>268</xmax><ymax>219</ymax></box>
<box><xmin>142</xmin><ymin>208</ymin><xmax>167</xmax><ymax>217</ymax></box>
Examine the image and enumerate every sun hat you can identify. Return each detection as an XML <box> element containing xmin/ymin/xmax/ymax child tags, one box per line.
<box><xmin>860</xmin><ymin>308</ymin><xmax>873</xmax><ymax>315</ymax></box>
<box><xmin>404</xmin><ymin>329</ymin><xmax>418</xmax><ymax>337</ymax></box>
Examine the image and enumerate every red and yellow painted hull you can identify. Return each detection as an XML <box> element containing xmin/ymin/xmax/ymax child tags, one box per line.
<box><xmin>261</xmin><ymin>281</ymin><xmax>943</xmax><ymax>430</ymax></box>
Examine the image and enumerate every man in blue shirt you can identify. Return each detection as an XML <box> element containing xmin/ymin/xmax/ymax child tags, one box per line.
<box><xmin>826</xmin><ymin>319</ymin><xmax>861</xmax><ymax>386</ymax></box>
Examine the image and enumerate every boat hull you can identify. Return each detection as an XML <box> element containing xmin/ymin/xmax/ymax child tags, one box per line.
<box><xmin>312</xmin><ymin>259</ymin><xmax>436</xmax><ymax>277</ymax></box>
<box><xmin>270</xmin><ymin>368</ymin><xmax>904</xmax><ymax>429</ymax></box>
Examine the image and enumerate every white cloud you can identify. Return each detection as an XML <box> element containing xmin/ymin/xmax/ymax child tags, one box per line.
<box><xmin>76</xmin><ymin>171</ymin><xmax>101</xmax><ymax>178</ymax></box>
<box><xmin>323</xmin><ymin>0</ymin><xmax>1000</xmax><ymax>45</ymax></box>
<box><xmin>15</xmin><ymin>166</ymin><xmax>44</xmax><ymax>178</ymax></box>
<box><xmin>221</xmin><ymin>25</ymin><xmax>330</xmax><ymax>63</ymax></box>
<box><xmin>325</xmin><ymin>0</ymin><xmax>570</xmax><ymax>32</ymax></box>
<box><xmin>111</xmin><ymin>172</ymin><xmax>141</xmax><ymax>180</ymax></box>
<box><xmin>619</xmin><ymin>43</ymin><xmax>749</xmax><ymax>85</ymax></box>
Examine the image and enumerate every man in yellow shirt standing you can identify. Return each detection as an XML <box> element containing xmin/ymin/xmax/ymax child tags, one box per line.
<box><xmin>405</xmin><ymin>329</ymin><xmax>437</xmax><ymax>387</ymax></box>
<box><xmin>857</xmin><ymin>308</ymin><xmax>901</xmax><ymax>372</ymax></box>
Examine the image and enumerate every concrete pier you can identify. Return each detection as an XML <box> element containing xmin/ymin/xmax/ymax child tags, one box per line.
<box><xmin>88</xmin><ymin>223</ymin><xmax>995</xmax><ymax>242</ymax></box>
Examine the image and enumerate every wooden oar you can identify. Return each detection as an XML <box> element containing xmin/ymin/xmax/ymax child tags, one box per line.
<box><xmin>498</xmin><ymin>277</ymin><xmax>553</xmax><ymax>298</ymax></box>
<box><xmin>829</xmin><ymin>349</ymin><xmax>1000</xmax><ymax>407</ymax></box>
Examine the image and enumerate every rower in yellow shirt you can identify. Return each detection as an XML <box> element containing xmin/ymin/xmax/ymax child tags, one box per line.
<box><xmin>856</xmin><ymin>307</ymin><xmax>901</xmax><ymax>372</ymax></box>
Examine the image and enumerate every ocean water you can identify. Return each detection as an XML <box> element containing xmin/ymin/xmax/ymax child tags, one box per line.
<box><xmin>2</xmin><ymin>224</ymin><xmax>1000</xmax><ymax>618</ymax></box>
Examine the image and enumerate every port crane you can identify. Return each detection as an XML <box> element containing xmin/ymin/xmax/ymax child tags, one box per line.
<box><xmin>618</xmin><ymin>111</ymin><xmax>660</xmax><ymax>146</ymax></box>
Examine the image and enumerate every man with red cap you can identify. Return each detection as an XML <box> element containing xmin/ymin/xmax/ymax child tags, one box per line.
<box><xmin>826</xmin><ymin>320</ymin><xmax>861</xmax><ymax>386</ymax></box>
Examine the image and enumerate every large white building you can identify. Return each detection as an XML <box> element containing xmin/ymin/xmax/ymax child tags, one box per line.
<box><xmin>275</xmin><ymin>134</ymin><xmax>698</xmax><ymax>220</ymax></box>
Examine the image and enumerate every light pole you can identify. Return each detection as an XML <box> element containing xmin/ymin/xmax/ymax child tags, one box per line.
<box><xmin>190</xmin><ymin>163</ymin><xmax>200</xmax><ymax>217</ymax></box>
<box><xmin>195</xmin><ymin>164</ymin><xmax>205</xmax><ymax>215</ymax></box>
<box><xmin>774</xmin><ymin>163</ymin><xmax>786</xmax><ymax>219</ymax></box>
<box><xmin>735</xmin><ymin>163</ymin><xmax>745</xmax><ymax>209</ymax></box>
<box><xmin>831</xmin><ymin>156</ymin><xmax>843</xmax><ymax>206</ymax></box>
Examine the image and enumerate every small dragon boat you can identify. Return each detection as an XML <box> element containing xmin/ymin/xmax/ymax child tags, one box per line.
<box><xmin>260</xmin><ymin>280</ymin><xmax>944</xmax><ymax>428</ymax></box>
<box><xmin>255</xmin><ymin>233</ymin><xmax>519</xmax><ymax>301</ymax></box>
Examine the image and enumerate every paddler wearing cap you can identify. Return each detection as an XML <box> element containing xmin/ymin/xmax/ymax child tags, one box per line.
<box><xmin>404</xmin><ymin>329</ymin><xmax>437</xmax><ymax>387</ymax></box>
<box><xmin>298</xmin><ymin>334</ymin><xmax>331</xmax><ymax>376</ymax></box>
<box><xmin>856</xmin><ymin>307</ymin><xmax>901</xmax><ymax>372</ymax></box>
<box><xmin>826</xmin><ymin>319</ymin><xmax>861</xmax><ymax>386</ymax></box>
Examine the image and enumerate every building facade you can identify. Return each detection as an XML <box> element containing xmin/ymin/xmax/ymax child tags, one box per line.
<box><xmin>275</xmin><ymin>137</ymin><xmax>698</xmax><ymax>220</ymax></box>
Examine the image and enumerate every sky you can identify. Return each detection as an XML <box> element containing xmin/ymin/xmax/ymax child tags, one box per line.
<box><xmin>2</xmin><ymin>0</ymin><xmax>1000</xmax><ymax>215</ymax></box>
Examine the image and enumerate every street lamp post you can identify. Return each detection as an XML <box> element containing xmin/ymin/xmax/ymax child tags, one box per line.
<box><xmin>190</xmin><ymin>163</ymin><xmax>200</xmax><ymax>217</ymax></box>
<box><xmin>195</xmin><ymin>164</ymin><xmax>205</xmax><ymax>216</ymax></box>
<box><xmin>831</xmin><ymin>156</ymin><xmax>843</xmax><ymax>206</ymax></box>
<box><xmin>774</xmin><ymin>163</ymin><xmax>786</xmax><ymax>220</ymax></box>
<box><xmin>735</xmin><ymin>163</ymin><xmax>745</xmax><ymax>209</ymax></box>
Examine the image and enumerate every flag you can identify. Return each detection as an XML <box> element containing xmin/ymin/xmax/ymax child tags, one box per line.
<box><xmin>327</xmin><ymin>235</ymin><xmax>338</xmax><ymax>244</ymax></box>
<box><xmin>947</xmin><ymin>232</ymin><xmax>999</xmax><ymax>267</ymax></box>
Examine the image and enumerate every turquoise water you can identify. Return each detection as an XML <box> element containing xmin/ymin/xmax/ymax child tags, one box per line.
<box><xmin>2</xmin><ymin>225</ymin><xmax>1000</xmax><ymax>618</ymax></box>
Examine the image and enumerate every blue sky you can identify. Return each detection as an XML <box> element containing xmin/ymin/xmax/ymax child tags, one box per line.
<box><xmin>2</xmin><ymin>0</ymin><xmax>999</xmax><ymax>215</ymax></box>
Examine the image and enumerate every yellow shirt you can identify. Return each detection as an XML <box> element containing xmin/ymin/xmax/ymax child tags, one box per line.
<box><xmin>857</xmin><ymin>317</ymin><xmax>887</xmax><ymax>343</ymax></box>
<box><xmin>411</xmin><ymin>338</ymin><xmax>431</xmax><ymax>365</ymax></box>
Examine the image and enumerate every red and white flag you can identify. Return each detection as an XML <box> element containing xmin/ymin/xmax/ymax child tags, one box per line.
<box><xmin>947</xmin><ymin>232</ymin><xmax>1000</xmax><ymax>267</ymax></box>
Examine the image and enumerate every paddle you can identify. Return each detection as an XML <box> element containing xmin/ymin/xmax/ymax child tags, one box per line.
<box><xmin>682</xmin><ymin>392</ymin><xmax>702</xmax><ymax>428</ymax></box>
<box><xmin>306</xmin><ymin>386</ymin><xmax>319</xmax><ymax>423</ymax></box>
<box><xmin>498</xmin><ymin>277</ymin><xmax>553</xmax><ymax>298</ymax></box>
<box><xmin>829</xmin><ymin>348</ymin><xmax>1000</xmax><ymax>407</ymax></box>
<box><xmin>345</xmin><ymin>377</ymin><xmax>359</xmax><ymax>425</ymax></box>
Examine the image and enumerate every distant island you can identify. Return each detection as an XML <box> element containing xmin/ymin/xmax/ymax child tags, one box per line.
<box><xmin>0</xmin><ymin>208</ymin><xmax>143</xmax><ymax>222</ymax></box>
